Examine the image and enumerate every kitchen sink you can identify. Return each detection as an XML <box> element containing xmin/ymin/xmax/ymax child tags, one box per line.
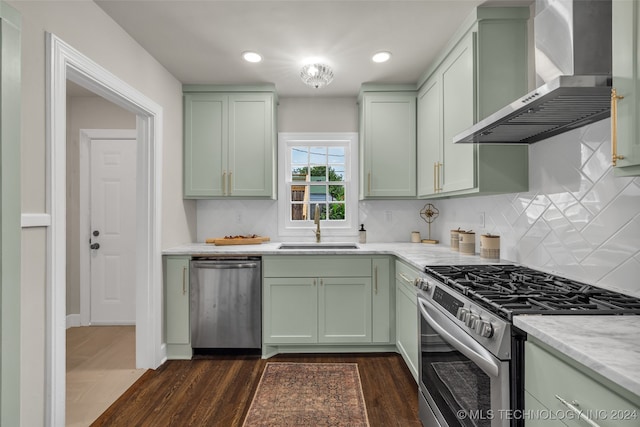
<box><xmin>278</xmin><ymin>243</ymin><xmax>359</xmax><ymax>250</ymax></box>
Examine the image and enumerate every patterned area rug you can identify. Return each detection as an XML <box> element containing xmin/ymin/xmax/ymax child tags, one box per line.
<box><xmin>243</xmin><ymin>362</ymin><xmax>370</xmax><ymax>427</ymax></box>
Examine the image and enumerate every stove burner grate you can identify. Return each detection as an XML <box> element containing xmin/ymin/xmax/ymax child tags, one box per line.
<box><xmin>424</xmin><ymin>264</ymin><xmax>640</xmax><ymax>320</ymax></box>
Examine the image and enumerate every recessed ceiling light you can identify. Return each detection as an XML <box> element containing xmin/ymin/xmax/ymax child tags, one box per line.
<box><xmin>372</xmin><ymin>51</ymin><xmax>392</xmax><ymax>63</ymax></box>
<box><xmin>242</xmin><ymin>51</ymin><xmax>262</xmax><ymax>63</ymax></box>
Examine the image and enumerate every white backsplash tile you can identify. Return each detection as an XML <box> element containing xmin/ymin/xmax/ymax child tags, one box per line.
<box><xmin>196</xmin><ymin>118</ymin><xmax>640</xmax><ymax>296</ymax></box>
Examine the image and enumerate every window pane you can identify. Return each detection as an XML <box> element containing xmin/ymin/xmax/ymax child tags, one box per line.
<box><xmin>291</xmin><ymin>166</ymin><xmax>308</xmax><ymax>181</ymax></box>
<box><xmin>291</xmin><ymin>203</ymin><xmax>306</xmax><ymax>221</ymax></box>
<box><xmin>311</xmin><ymin>203</ymin><xmax>326</xmax><ymax>221</ymax></box>
<box><xmin>329</xmin><ymin>203</ymin><xmax>345</xmax><ymax>220</ymax></box>
<box><xmin>291</xmin><ymin>146</ymin><xmax>308</xmax><ymax>163</ymax></box>
<box><xmin>328</xmin><ymin>165</ymin><xmax>345</xmax><ymax>182</ymax></box>
<box><xmin>310</xmin><ymin>146</ymin><xmax>327</xmax><ymax>165</ymax></box>
<box><xmin>328</xmin><ymin>185</ymin><xmax>345</xmax><ymax>201</ymax></box>
<box><xmin>310</xmin><ymin>166</ymin><xmax>326</xmax><ymax>180</ymax></box>
<box><xmin>310</xmin><ymin>185</ymin><xmax>326</xmax><ymax>202</ymax></box>
<box><xmin>328</xmin><ymin>147</ymin><xmax>345</xmax><ymax>164</ymax></box>
<box><xmin>290</xmin><ymin>185</ymin><xmax>307</xmax><ymax>202</ymax></box>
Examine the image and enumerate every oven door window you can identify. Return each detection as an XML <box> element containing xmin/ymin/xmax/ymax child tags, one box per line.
<box><xmin>421</xmin><ymin>312</ymin><xmax>492</xmax><ymax>427</ymax></box>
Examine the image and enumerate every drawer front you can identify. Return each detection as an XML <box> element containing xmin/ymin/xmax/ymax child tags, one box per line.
<box><xmin>263</xmin><ymin>255</ymin><xmax>371</xmax><ymax>278</ymax></box>
<box><xmin>395</xmin><ymin>260</ymin><xmax>421</xmax><ymax>289</ymax></box>
<box><xmin>525</xmin><ymin>341</ymin><xmax>640</xmax><ymax>427</ymax></box>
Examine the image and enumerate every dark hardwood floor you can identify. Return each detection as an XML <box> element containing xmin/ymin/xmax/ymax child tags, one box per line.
<box><xmin>92</xmin><ymin>352</ymin><xmax>421</xmax><ymax>426</ymax></box>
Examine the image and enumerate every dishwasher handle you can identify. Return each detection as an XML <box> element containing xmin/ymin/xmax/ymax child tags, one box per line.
<box><xmin>191</xmin><ymin>261</ymin><xmax>259</xmax><ymax>269</ymax></box>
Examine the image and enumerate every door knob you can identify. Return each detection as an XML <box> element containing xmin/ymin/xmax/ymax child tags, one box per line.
<box><xmin>93</xmin><ymin>230</ymin><xmax>100</xmax><ymax>237</ymax></box>
<box><xmin>90</xmin><ymin>243</ymin><xmax>100</xmax><ymax>250</ymax></box>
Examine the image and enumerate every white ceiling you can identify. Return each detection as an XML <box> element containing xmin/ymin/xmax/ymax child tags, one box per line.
<box><xmin>95</xmin><ymin>0</ymin><xmax>532</xmax><ymax>98</ymax></box>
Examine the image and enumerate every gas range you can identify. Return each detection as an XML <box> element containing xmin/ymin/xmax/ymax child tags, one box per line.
<box><xmin>417</xmin><ymin>264</ymin><xmax>640</xmax><ymax>427</ymax></box>
<box><xmin>417</xmin><ymin>264</ymin><xmax>640</xmax><ymax>360</ymax></box>
<box><xmin>423</xmin><ymin>264</ymin><xmax>640</xmax><ymax>320</ymax></box>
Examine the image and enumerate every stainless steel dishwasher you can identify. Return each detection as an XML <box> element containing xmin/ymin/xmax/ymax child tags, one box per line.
<box><xmin>190</xmin><ymin>257</ymin><xmax>261</xmax><ymax>350</ymax></box>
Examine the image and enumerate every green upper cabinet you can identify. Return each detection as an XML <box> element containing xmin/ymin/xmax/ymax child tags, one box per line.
<box><xmin>359</xmin><ymin>87</ymin><xmax>417</xmax><ymax>199</ymax></box>
<box><xmin>417</xmin><ymin>7</ymin><xmax>530</xmax><ymax>198</ymax></box>
<box><xmin>183</xmin><ymin>85</ymin><xmax>277</xmax><ymax>198</ymax></box>
<box><xmin>612</xmin><ymin>0</ymin><xmax>640</xmax><ymax>176</ymax></box>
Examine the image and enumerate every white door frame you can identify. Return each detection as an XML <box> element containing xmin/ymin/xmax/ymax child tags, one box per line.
<box><xmin>79</xmin><ymin>129</ymin><xmax>138</xmax><ymax>326</ymax></box>
<box><xmin>46</xmin><ymin>33</ymin><xmax>164</xmax><ymax>426</ymax></box>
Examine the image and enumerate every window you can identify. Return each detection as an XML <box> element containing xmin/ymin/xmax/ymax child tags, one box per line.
<box><xmin>278</xmin><ymin>133</ymin><xmax>358</xmax><ymax>237</ymax></box>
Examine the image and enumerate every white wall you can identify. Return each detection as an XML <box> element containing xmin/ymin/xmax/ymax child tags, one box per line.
<box><xmin>10</xmin><ymin>1</ymin><xmax>195</xmax><ymax>424</ymax></box>
<box><xmin>66</xmin><ymin>94</ymin><xmax>136</xmax><ymax>316</ymax></box>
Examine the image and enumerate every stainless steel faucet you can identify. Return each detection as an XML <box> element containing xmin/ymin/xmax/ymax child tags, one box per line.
<box><xmin>314</xmin><ymin>205</ymin><xmax>321</xmax><ymax>243</ymax></box>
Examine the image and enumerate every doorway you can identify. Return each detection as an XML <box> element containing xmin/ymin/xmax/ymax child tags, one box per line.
<box><xmin>77</xmin><ymin>128</ymin><xmax>137</xmax><ymax>325</ymax></box>
<box><xmin>47</xmin><ymin>33</ymin><xmax>164</xmax><ymax>426</ymax></box>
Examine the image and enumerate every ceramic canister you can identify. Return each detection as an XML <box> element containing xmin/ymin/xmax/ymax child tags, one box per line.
<box><xmin>411</xmin><ymin>231</ymin><xmax>421</xmax><ymax>243</ymax></box>
<box><xmin>480</xmin><ymin>234</ymin><xmax>500</xmax><ymax>259</ymax></box>
<box><xmin>450</xmin><ymin>229</ymin><xmax>462</xmax><ymax>251</ymax></box>
<box><xmin>458</xmin><ymin>231</ymin><xmax>476</xmax><ymax>255</ymax></box>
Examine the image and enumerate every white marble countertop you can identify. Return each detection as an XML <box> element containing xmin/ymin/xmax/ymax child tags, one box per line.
<box><xmin>162</xmin><ymin>241</ymin><xmax>506</xmax><ymax>272</ymax></box>
<box><xmin>514</xmin><ymin>315</ymin><xmax>640</xmax><ymax>398</ymax></box>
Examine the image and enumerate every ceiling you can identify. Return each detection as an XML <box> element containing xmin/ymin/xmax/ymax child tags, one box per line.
<box><xmin>95</xmin><ymin>0</ymin><xmax>531</xmax><ymax>98</ymax></box>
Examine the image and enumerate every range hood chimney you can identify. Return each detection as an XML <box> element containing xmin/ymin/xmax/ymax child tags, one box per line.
<box><xmin>455</xmin><ymin>0</ymin><xmax>612</xmax><ymax>144</ymax></box>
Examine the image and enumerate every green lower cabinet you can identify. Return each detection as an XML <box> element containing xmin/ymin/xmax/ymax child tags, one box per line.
<box><xmin>525</xmin><ymin>338</ymin><xmax>640</xmax><ymax>427</ymax></box>
<box><xmin>262</xmin><ymin>255</ymin><xmax>394</xmax><ymax>351</ymax></box>
<box><xmin>263</xmin><ymin>277</ymin><xmax>317</xmax><ymax>343</ymax></box>
<box><xmin>372</xmin><ymin>257</ymin><xmax>394</xmax><ymax>343</ymax></box>
<box><xmin>163</xmin><ymin>256</ymin><xmax>192</xmax><ymax>359</ymax></box>
<box><xmin>395</xmin><ymin>261</ymin><xmax>419</xmax><ymax>383</ymax></box>
<box><xmin>318</xmin><ymin>277</ymin><xmax>372</xmax><ymax>343</ymax></box>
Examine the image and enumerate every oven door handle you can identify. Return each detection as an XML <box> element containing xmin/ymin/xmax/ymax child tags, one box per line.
<box><xmin>418</xmin><ymin>296</ymin><xmax>501</xmax><ymax>378</ymax></box>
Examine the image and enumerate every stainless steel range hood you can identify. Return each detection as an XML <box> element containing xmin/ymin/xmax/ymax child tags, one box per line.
<box><xmin>455</xmin><ymin>0</ymin><xmax>612</xmax><ymax>144</ymax></box>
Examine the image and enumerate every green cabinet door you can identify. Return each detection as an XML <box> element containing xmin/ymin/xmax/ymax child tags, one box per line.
<box><xmin>417</xmin><ymin>76</ymin><xmax>442</xmax><ymax>197</ymax></box>
<box><xmin>360</xmin><ymin>91</ymin><xmax>417</xmax><ymax>199</ymax></box>
<box><xmin>395</xmin><ymin>263</ymin><xmax>419</xmax><ymax>383</ymax></box>
<box><xmin>183</xmin><ymin>87</ymin><xmax>277</xmax><ymax>198</ymax></box>
<box><xmin>441</xmin><ymin>34</ymin><xmax>476</xmax><ymax>194</ymax></box>
<box><xmin>263</xmin><ymin>277</ymin><xmax>317</xmax><ymax>344</ymax></box>
<box><xmin>416</xmin><ymin>6</ymin><xmax>529</xmax><ymax>199</ymax></box>
<box><xmin>612</xmin><ymin>0</ymin><xmax>640</xmax><ymax>176</ymax></box>
<box><xmin>184</xmin><ymin>93</ymin><xmax>227</xmax><ymax>197</ymax></box>
<box><xmin>372</xmin><ymin>257</ymin><xmax>393</xmax><ymax>343</ymax></box>
<box><xmin>318</xmin><ymin>277</ymin><xmax>372</xmax><ymax>343</ymax></box>
<box><xmin>228</xmin><ymin>93</ymin><xmax>275</xmax><ymax>196</ymax></box>
<box><xmin>164</xmin><ymin>256</ymin><xmax>192</xmax><ymax>359</ymax></box>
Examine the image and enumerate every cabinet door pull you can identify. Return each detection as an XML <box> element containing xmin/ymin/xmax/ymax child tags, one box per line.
<box><xmin>313</xmin><ymin>279</ymin><xmax>316</xmax><ymax>286</ymax></box>
<box><xmin>320</xmin><ymin>279</ymin><xmax>324</xmax><ymax>286</ymax></box>
<box><xmin>611</xmin><ymin>88</ymin><xmax>625</xmax><ymax>166</ymax></box>
<box><xmin>554</xmin><ymin>395</ymin><xmax>601</xmax><ymax>427</ymax></box>
<box><xmin>433</xmin><ymin>162</ymin><xmax>437</xmax><ymax>193</ymax></box>
<box><xmin>228</xmin><ymin>171</ymin><xmax>233</xmax><ymax>195</ymax></box>
<box><xmin>374</xmin><ymin>265</ymin><xmax>378</xmax><ymax>295</ymax></box>
<box><xmin>436</xmin><ymin>162</ymin><xmax>443</xmax><ymax>192</ymax></box>
<box><xmin>399</xmin><ymin>273</ymin><xmax>413</xmax><ymax>285</ymax></box>
<box><xmin>222</xmin><ymin>171</ymin><xmax>227</xmax><ymax>196</ymax></box>
<box><xmin>182</xmin><ymin>266</ymin><xmax>187</xmax><ymax>295</ymax></box>
<box><xmin>368</xmin><ymin>172</ymin><xmax>371</xmax><ymax>195</ymax></box>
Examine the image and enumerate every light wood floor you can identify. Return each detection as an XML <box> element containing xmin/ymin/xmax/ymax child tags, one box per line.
<box><xmin>66</xmin><ymin>326</ymin><xmax>146</xmax><ymax>427</ymax></box>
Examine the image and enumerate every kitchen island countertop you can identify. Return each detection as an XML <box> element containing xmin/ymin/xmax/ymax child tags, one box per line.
<box><xmin>514</xmin><ymin>315</ymin><xmax>640</xmax><ymax>398</ymax></box>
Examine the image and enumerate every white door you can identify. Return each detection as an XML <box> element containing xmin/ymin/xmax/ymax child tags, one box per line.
<box><xmin>90</xmin><ymin>138</ymin><xmax>137</xmax><ymax>324</ymax></box>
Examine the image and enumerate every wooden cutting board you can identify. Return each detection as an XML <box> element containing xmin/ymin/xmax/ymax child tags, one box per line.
<box><xmin>205</xmin><ymin>236</ymin><xmax>270</xmax><ymax>245</ymax></box>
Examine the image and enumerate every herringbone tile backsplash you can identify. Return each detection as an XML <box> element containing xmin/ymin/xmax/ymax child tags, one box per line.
<box><xmin>430</xmin><ymin>118</ymin><xmax>640</xmax><ymax>297</ymax></box>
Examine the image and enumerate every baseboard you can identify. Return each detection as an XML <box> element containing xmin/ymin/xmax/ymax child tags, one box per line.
<box><xmin>66</xmin><ymin>314</ymin><xmax>81</xmax><ymax>329</ymax></box>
